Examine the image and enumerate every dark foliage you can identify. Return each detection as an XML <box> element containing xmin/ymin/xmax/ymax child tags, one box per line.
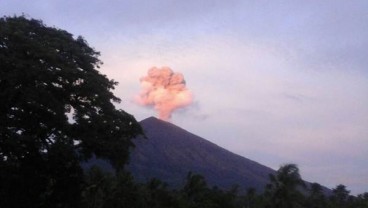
<box><xmin>0</xmin><ymin>16</ymin><xmax>142</xmax><ymax>207</ymax></box>
<box><xmin>265</xmin><ymin>164</ymin><xmax>306</xmax><ymax>208</ymax></box>
<box><xmin>79</xmin><ymin>166</ymin><xmax>368</xmax><ymax>208</ymax></box>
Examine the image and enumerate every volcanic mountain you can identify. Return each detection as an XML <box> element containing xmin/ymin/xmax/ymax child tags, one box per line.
<box><xmin>126</xmin><ymin>116</ymin><xmax>276</xmax><ymax>192</ymax></box>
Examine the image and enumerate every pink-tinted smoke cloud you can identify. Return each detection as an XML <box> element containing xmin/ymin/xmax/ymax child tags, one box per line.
<box><xmin>135</xmin><ymin>67</ymin><xmax>193</xmax><ymax>121</ymax></box>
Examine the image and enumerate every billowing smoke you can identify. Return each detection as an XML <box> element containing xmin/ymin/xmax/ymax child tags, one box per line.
<box><xmin>136</xmin><ymin>66</ymin><xmax>193</xmax><ymax>121</ymax></box>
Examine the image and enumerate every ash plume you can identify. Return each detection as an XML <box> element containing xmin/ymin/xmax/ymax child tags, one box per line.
<box><xmin>136</xmin><ymin>67</ymin><xmax>193</xmax><ymax>121</ymax></box>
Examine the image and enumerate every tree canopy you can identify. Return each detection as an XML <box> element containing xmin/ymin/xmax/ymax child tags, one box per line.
<box><xmin>0</xmin><ymin>16</ymin><xmax>142</xmax><ymax>207</ymax></box>
<box><xmin>265</xmin><ymin>164</ymin><xmax>305</xmax><ymax>208</ymax></box>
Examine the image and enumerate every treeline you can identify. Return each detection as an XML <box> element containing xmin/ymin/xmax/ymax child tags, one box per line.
<box><xmin>80</xmin><ymin>164</ymin><xmax>368</xmax><ymax>208</ymax></box>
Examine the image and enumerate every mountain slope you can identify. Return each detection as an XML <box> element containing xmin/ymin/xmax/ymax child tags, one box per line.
<box><xmin>126</xmin><ymin>116</ymin><xmax>276</xmax><ymax>191</ymax></box>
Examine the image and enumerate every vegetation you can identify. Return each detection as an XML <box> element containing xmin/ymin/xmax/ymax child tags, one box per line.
<box><xmin>0</xmin><ymin>16</ymin><xmax>142</xmax><ymax>207</ymax></box>
<box><xmin>1</xmin><ymin>16</ymin><xmax>367</xmax><ymax>208</ymax></box>
<box><xmin>79</xmin><ymin>166</ymin><xmax>368</xmax><ymax>208</ymax></box>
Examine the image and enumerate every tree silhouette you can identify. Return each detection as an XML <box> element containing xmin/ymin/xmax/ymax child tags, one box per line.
<box><xmin>265</xmin><ymin>164</ymin><xmax>305</xmax><ymax>208</ymax></box>
<box><xmin>81</xmin><ymin>166</ymin><xmax>112</xmax><ymax>208</ymax></box>
<box><xmin>182</xmin><ymin>172</ymin><xmax>208</xmax><ymax>204</ymax></box>
<box><xmin>355</xmin><ymin>192</ymin><xmax>368</xmax><ymax>208</ymax></box>
<box><xmin>0</xmin><ymin>16</ymin><xmax>142</xmax><ymax>207</ymax></box>
<box><xmin>329</xmin><ymin>184</ymin><xmax>351</xmax><ymax>208</ymax></box>
<box><xmin>244</xmin><ymin>187</ymin><xmax>257</xmax><ymax>208</ymax></box>
<box><xmin>305</xmin><ymin>183</ymin><xmax>326</xmax><ymax>208</ymax></box>
<box><xmin>144</xmin><ymin>178</ymin><xmax>178</xmax><ymax>208</ymax></box>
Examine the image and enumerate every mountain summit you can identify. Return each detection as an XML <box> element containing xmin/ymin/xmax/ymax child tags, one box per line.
<box><xmin>127</xmin><ymin>116</ymin><xmax>275</xmax><ymax>191</ymax></box>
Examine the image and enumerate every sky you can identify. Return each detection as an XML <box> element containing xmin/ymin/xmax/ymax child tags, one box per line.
<box><xmin>1</xmin><ymin>0</ymin><xmax>367</xmax><ymax>195</ymax></box>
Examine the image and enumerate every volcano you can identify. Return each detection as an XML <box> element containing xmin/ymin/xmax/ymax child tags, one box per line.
<box><xmin>126</xmin><ymin>117</ymin><xmax>275</xmax><ymax>192</ymax></box>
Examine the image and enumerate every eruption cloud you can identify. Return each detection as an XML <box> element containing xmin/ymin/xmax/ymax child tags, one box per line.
<box><xmin>136</xmin><ymin>67</ymin><xmax>193</xmax><ymax>121</ymax></box>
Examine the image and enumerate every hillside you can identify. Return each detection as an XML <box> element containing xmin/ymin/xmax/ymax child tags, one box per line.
<box><xmin>126</xmin><ymin>116</ymin><xmax>276</xmax><ymax>192</ymax></box>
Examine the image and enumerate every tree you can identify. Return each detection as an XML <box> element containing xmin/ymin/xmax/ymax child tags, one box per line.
<box><xmin>81</xmin><ymin>166</ymin><xmax>113</xmax><ymax>208</ymax></box>
<box><xmin>265</xmin><ymin>164</ymin><xmax>306</xmax><ymax>208</ymax></box>
<box><xmin>305</xmin><ymin>183</ymin><xmax>326</xmax><ymax>208</ymax></box>
<box><xmin>144</xmin><ymin>178</ymin><xmax>179</xmax><ymax>208</ymax></box>
<box><xmin>0</xmin><ymin>16</ymin><xmax>142</xmax><ymax>207</ymax></box>
<box><xmin>182</xmin><ymin>172</ymin><xmax>208</xmax><ymax>204</ymax></box>
<box><xmin>181</xmin><ymin>172</ymin><xmax>214</xmax><ymax>208</ymax></box>
<box><xmin>244</xmin><ymin>187</ymin><xmax>257</xmax><ymax>208</ymax></box>
<box><xmin>355</xmin><ymin>192</ymin><xmax>368</xmax><ymax>208</ymax></box>
<box><xmin>329</xmin><ymin>184</ymin><xmax>351</xmax><ymax>208</ymax></box>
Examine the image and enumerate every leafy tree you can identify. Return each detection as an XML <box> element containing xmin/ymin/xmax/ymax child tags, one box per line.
<box><xmin>101</xmin><ymin>171</ymin><xmax>147</xmax><ymax>208</ymax></box>
<box><xmin>182</xmin><ymin>172</ymin><xmax>209</xmax><ymax>206</ymax></box>
<box><xmin>179</xmin><ymin>172</ymin><xmax>240</xmax><ymax>208</ymax></box>
<box><xmin>81</xmin><ymin>166</ymin><xmax>113</xmax><ymax>208</ymax></box>
<box><xmin>144</xmin><ymin>178</ymin><xmax>179</xmax><ymax>208</ymax></box>
<box><xmin>0</xmin><ymin>16</ymin><xmax>142</xmax><ymax>207</ymax></box>
<box><xmin>355</xmin><ymin>192</ymin><xmax>368</xmax><ymax>208</ymax></box>
<box><xmin>181</xmin><ymin>172</ymin><xmax>218</xmax><ymax>208</ymax></box>
<box><xmin>265</xmin><ymin>164</ymin><xmax>306</xmax><ymax>208</ymax></box>
<box><xmin>329</xmin><ymin>184</ymin><xmax>351</xmax><ymax>208</ymax></box>
<box><xmin>244</xmin><ymin>187</ymin><xmax>257</xmax><ymax>208</ymax></box>
<box><xmin>305</xmin><ymin>183</ymin><xmax>326</xmax><ymax>208</ymax></box>
<box><xmin>210</xmin><ymin>185</ymin><xmax>239</xmax><ymax>208</ymax></box>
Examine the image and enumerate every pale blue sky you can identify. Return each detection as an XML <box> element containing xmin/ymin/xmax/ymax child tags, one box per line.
<box><xmin>1</xmin><ymin>0</ymin><xmax>367</xmax><ymax>195</ymax></box>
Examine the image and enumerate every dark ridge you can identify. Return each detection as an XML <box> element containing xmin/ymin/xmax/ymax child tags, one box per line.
<box><xmin>84</xmin><ymin>116</ymin><xmax>331</xmax><ymax>194</ymax></box>
<box><xmin>127</xmin><ymin>116</ymin><xmax>275</xmax><ymax>192</ymax></box>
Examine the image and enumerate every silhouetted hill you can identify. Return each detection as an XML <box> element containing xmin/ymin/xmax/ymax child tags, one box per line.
<box><xmin>126</xmin><ymin>116</ymin><xmax>276</xmax><ymax>192</ymax></box>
